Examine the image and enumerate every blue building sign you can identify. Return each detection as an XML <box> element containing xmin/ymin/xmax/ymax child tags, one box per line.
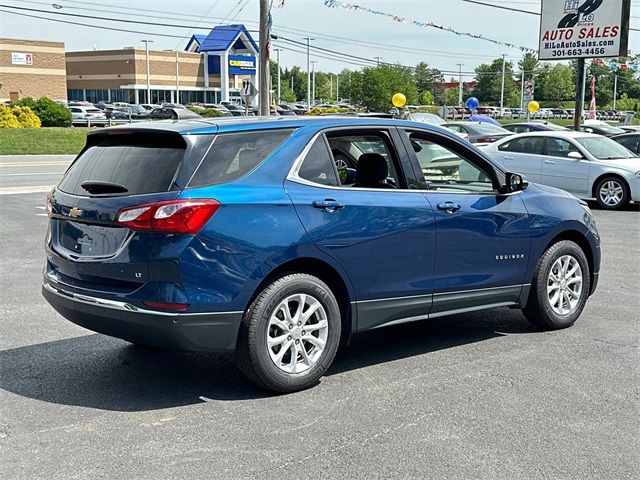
<box><xmin>228</xmin><ymin>55</ymin><xmax>256</xmax><ymax>75</ymax></box>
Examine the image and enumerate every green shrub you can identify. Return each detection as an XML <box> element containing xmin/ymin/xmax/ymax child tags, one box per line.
<box><xmin>199</xmin><ymin>108</ymin><xmax>223</xmax><ymax>118</ymax></box>
<box><xmin>15</xmin><ymin>97</ymin><xmax>71</xmax><ymax>127</ymax></box>
<box><xmin>307</xmin><ymin>107</ymin><xmax>350</xmax><ymax>116</ymax></box>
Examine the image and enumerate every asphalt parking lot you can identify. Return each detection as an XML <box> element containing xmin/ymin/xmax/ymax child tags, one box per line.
<box><xmin>1</xmin><ymin>155</ymin><xmax>639</xmax><ymax>479</ymax></box>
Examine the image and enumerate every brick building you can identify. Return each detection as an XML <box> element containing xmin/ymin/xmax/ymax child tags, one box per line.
<box><xmin>0</xmin><ymin>38</ymin><xmax>67</xmax><ymax>102</ymax></box>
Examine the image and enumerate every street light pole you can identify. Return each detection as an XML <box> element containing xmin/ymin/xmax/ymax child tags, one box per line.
<box><xmin>456</xmin><ymin>63</ymin><xmax>463</xmax><ymax>106</ymax></box>
<box><xmin>613</xmin><ymin>74</ymin><xmax>618</xmax><ymax>110</ymax></box>
<box><xmin>499</xmin><ymin>54</ymin><xmax>506</xmax><ymax>115</ymax></box>
<box><xmin>303</xmin><ymin>37</ymin><xmax>314</xmax><ymax>109</ymax></box>
<box><xmin>141</xmin><ymin>39</ymin><xmax>153</xmax><ymax>104</ymax></box>
<box><xmin>275</xmin><ymin>48</ymin><xmax>281</xmax><ymax>105</ymax></box>
<box><xmin>311</xmin><ymin>61</ymin><xmax>317</xmax><ymax>105</ymax></box>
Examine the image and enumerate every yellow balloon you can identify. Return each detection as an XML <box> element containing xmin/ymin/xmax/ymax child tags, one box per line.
<box><xmin>528</xmin><ymin>101</ymin><xmax>540</xmax><ymax>113</ymax></box>
<box><xmin>392</xmin><ymin>93</ymin><xmax>407</xmax><ymax>108</ymax></box>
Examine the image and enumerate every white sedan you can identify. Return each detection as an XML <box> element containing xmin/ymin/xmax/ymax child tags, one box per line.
<box><xmin>483</xmin><ymin>131</ymin><xmax>640</xmax><ymax>210</ymax></box>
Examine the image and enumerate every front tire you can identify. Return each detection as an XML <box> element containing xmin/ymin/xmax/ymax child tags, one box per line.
<box><xmin>523</xmin><ymin>240</ymin><xmax>590</xmax><ymax>330</ymax></box>
<box><xmin>594</xmin><ymin>176</ymin><xmax>630</xmax><ymax>210</ymax></box>
<box><xmin>235</xmin><ymin>274</ymin><xmax>341</xmax><ymax>393</ymax></box>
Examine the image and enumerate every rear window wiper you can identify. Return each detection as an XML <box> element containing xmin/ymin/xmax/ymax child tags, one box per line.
<box><xmin>80</xmin><ymin>181</ymin><xmax>128</xmax><ymax>194</ymax></box>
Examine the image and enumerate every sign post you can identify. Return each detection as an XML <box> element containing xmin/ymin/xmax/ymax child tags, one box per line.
<box><xmin>538</xmin><ymin>0</ymin><xmax>631</xmax><ymax>130</ymax></box>
<box><xmin>240</xmin><ymin>79</ymin><xmax>258</xmax><ymax>116</ymax></box>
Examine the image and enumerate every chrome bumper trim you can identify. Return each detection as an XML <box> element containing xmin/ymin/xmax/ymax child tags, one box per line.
<box><xmin>43</xmin><ymin>282</ymin><xmax>243</xmax><ymax>317</ymax></box>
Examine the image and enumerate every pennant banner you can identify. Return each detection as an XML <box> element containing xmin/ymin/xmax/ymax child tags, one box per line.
<box><xmin>323</xmin><ymin>0</ymin><xmax>538</xmax><ymax>53</ymax></box>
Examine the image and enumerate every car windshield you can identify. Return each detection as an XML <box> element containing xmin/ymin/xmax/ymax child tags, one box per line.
<box><xmin>542</xmin><ymin>123</ymin><xmax>569</xmax><ymax>131</ymax></box>
<box><xmin>576</xmin><ymin>137</ymin><xmax>637</xmax><ymax>160</ymax></box>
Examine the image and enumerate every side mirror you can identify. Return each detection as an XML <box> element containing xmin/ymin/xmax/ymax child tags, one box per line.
<box><xmin>504</xmin><ymin>171</ymin><xmax>528</xmax><ymax>193</ymax></box>
<box><xmin>338</xmin><ymin>167</ymin><xmax>357</xmax><ymax>185</ymax></box>
<box><xmin>567</xmin><ymin>151</ymin><xmax>583</xmax><ymax>160</ymax></box>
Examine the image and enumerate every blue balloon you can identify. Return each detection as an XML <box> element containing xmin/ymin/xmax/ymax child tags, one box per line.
<box><xmin>466</xmin><ymin>97</ymin><xmax>479</xmax><ymax>110</ymax></box>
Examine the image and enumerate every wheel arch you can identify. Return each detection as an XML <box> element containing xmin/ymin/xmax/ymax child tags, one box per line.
<box><xmin>246</xmin><ymin>257</ymin><xmax>355</xmax><ymax>345</ymax></box>
<box><xmin>540</xmin><ymin>229</ymin><xmax>596</xmax><ymax>295</ymax></box>
<box><xmin>591</xmin><ymin>172</ymin><xmax>629</xmax><ymax>199</ymax></box>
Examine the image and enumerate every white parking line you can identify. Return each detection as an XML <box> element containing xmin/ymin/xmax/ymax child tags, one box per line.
<box><xmin>0</xmin><ymin>186</ymin><xmax>53</xmax><ymax>195</ymax></box>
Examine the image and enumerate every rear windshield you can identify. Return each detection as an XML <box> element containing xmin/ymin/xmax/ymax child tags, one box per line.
<box><xmin>471</xmin><ymin>123</ymin><xmax>509</xmax><ymax>134</ymax></box>
<box><xmin>58</xmin><ymin>132</ymin><xmax>186</xmax><ymax>196</ymax></box>
<box><xmin>188</xmin><ymin>129</ymin><xmax>294</xmax><ymax>187</ymax></box>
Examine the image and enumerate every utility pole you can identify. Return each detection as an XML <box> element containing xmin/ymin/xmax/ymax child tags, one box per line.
<box><xmin>456</xmin><ymin>63</ymin><xmax>463</xmax><ymax>106</ymax></box>
<box><xmin>499</xmin><ymin>54</ymin><xmax>506</xmax><ymax>115</ymax></box>
<box><xmin>275</xmin><ymin>47</ymin><xmax>281</xmax><ymax>105</ymax></box>
<box><xmin>336</xmin><ymin>74</ymin><xmax>339</xmax><ymax>102</ymax></box>
<box><xmin>613</xmin><ymin>74</ymin><xmax>618</xmax><ymax>110</ymax></box>
<box><xmin>374</xmin><ymin>56</ymin><xmax>383</xmax><ymax>66</ymax></box>
<box><xmin>175</xmin><ymin>50</ymin><xmax>180</xmax><ymax>105</ymax></box>
<box><xmin>330</xmin><ymin>75</ymin><xmax>333</xmax><ymax>102</ymax></box>
<box><xmin>520</xmin><ymin>69</ymin><xmax>525</xmax><ymax>110</ymax></box>
<box><xmin>258</xmin><ymin>0</ymin><xmax>270</xmax><ymax>115</ymax></box>
<box><xmin>311</xmin><ymin>61</ymin><xmax>317</xmax><ymax>105</ymax></box>
<box><xmin>141</xmin><ymin>39</ymin><xmax>153</xmax><ymax>104</ymax></box>
<box><xmin>303</xmin><ymin>37</ymin><xmax>314</xmax><ymax>109</ymax></box>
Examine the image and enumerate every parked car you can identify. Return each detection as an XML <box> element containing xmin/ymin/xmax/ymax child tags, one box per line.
<box><xmin>114</xmin><ymin>105</ymin><xmax>150</xmax><ymax>119</ymax></box>
<box><xmin>503</xmin><ymin>122</ymin><xmax>571</xmax><ymax>134</ymax></box>
<box><xmin>149</xmin><ymin>107</ymin><xmax>202</xmax><ymax>120</ymax></box>
<box><xmin>42</xmin><ymin>117</ymin><xmax>601</xmax><ymax>392</ymax></box>
<box><xmin>444</xmin><ymin>121</ymin><xmax>513</xmax><ymax>143</ymax></box>
<box><xmin>68</xmin><ymin>106</ymin><xmax>107</xmax><ymax>125</ymax></box>
<box><xmin>618</xmin><ymin>125</ymin><xmax>640</xmax><ymax>134</ymax></box>
<box><xmin>580</xmin><ymin>120</ymin><xmax>627</xmax><ymax>137</ymax></box>
<box><xmin>612</xmin><ymin>133</ymin><xmax>640</xmax><ymax>156</ymax></box>
<box><xmin>140</xmin><ymin>104</ymin><xmax>161</xmax><ymax>111</ymax></box>
<box><xmin>484</xmin><ymin>131</ymin><xmax>640</xmax><ymax>209</ymax></box>
<box><xmin>407</xmin><ymin>113</ymin><xmax>470</xmax><ymax>141</ymax></box>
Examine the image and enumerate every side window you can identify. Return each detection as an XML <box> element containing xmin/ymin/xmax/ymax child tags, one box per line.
<box><xmin>447</xmin><ymin>125</ymin><xmax>464</xmax><ymax>134</ymax></box>
<box><xmin>546</xmin><ymin>138</ymin><xmax>580</xmax><ymax>158</ymax></box>
<box><xmin>297</xmin><ymin>137</ymin><xmax>339</xmax><ymax>186</ymax></box>
<box><xmin>498</xmin><ymin>136</ymin><xmax>545</xmax><ymax>155</ymax></box>
<box><xmin>406</xmin><ymin>131</ymin><xmax>495</xmax><ymax>193</ymax></box>
<box><xmin>189</xmin><ymin>129</ymin><xmax>294</xmax><ymax>187</ymax></box>
<box><xmin>326</xmin><ymin>131</ymin><xmax>405</xmax><ymax>189</ymax></box>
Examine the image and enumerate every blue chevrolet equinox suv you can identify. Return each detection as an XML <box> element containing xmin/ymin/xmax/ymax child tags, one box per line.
<box><xmin>43</xmin><ymin>117</ymin><xmax>600</xmax><ymax>392</ymax></box>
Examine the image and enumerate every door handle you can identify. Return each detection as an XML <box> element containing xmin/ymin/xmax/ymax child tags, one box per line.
<box><xmin>312</xmin><ymin>199</ymin><xmax>344</xmax><ymax>212</ymax></box>
<box><xmin>504</xmin><ymin>155</ymin><xmax>514</xmax><ymax>160</ymax></box>
<box><xmin>436</xmin><ymin>202</ymin><xmax>461</xmax><ymax>213</ymax></box>
<box><xmin>544</xmin><ymin>159</ymin><xmax>556</xmax><ymax>164</ymax></box>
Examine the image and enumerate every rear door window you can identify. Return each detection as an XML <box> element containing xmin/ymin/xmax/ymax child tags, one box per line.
<box><xmin>298</xmin><ymin>137</ymin><xmax>339</xmax><ymax>186</ymax></box>
<box><xmin>498</xmin><ymin>136</ymin><xmax>545</xmax><ymax>155</ymax></box>
<box><xmin>188</xmin><ymin>129</ymin><xmax>294</xmax><ymax>187</ymax></box>
<box><xmin>58</xmin><ymin>132</ymin><xmax>187</xmax><ymax>196</ymax></box>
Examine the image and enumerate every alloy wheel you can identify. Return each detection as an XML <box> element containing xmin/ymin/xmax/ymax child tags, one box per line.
<box><xmin>598</xmin><ymin>180</ymin><xmax>624</xmax><ymax>207</ymax></box>
<box><xmin>267</xmin><ymin>293</ymin><xmax>329</xmax><ymax>374</ymax></box>
<box><xmin>547</xmin><ymin>255</ymin><xmax>583</xmax><ymax>316</ymax></box>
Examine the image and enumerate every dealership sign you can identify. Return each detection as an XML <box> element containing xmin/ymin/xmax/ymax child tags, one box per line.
<box><xmin>11</xmin><ymin>52</ymin><xmax>33</xmax><ymax>65</ymax></box>
<box><xmin>228</xmin><ymin>55</ymin><xmax>256</xmax><ymax>75</ymax></box>
<box><xmin>538</xmin><ymin>0</ymin><xmax>631</xmax><ymax>61</ymax></box>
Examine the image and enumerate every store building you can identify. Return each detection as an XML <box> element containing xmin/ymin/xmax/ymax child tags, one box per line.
<box><xmin>66</xmin><ymin>24</ymin><xmax>258</xmax><ymax>105</ymax></box>
<box><xmin>0</xmin><ymin>38</ymin><xmax>67</xmax><ymax>102</ymax></box>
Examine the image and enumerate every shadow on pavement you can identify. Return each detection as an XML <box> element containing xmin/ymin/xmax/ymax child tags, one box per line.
<box><xmin>0</xmin><ymin>308</ymin><xmax>537</xmax><ymax>412</ymax></box>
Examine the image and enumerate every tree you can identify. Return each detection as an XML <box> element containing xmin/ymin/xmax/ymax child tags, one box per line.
<box><xmin>350</xmin><ymin>64</ymin><xmax>418</xmax><ymax>111</ymax></box>
<box><xmin>420</xmin><ymin>91</ymin><xmax>434</xmax><ymax>105</ymax></box>
<box><xmin>473</xmin><ymin>58</ymin><xmax>519</xmax><ymax>106</ymax></box>
<box><xmin>518</xmin><ymin>52</ymin><xmax>539</xmax><ymax>75</ymax></box>
<box><xmin>442</xmin><ymin>88</ymin><xmax>459</xmax><ymax>106</ymax></box>
<box><xmin>540</xmin><ymin>64</ymin><xmax>574</xmax><ymax>105</ymax></box>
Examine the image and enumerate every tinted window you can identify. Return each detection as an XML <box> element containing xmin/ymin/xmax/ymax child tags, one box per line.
<box><xmin>298</xmin><ymin>137</ymin><xmax>339</xmax><ymax>186</ymax></box>
<box><xmin>546</xmin><ymin>138</ymin><xmax>580</xmax><ymax>157</ymax></box>
<box><xmin>614</xmin><ymin>136</ymin><xmax>640</xmax><ymax>154</ymax></box>
<box><xmin>189</xmin><ymin>129</ymin><xmax>294</xmax><ymax>187</ymax></box>
<box><xmin>407</xmin><ymin>132</ymin><xmax>494</xmax><ymax>193</ymax></box>
<box><xmin>499</xmin><ymin>137</ymin><xmax>545</xmax><ymax>154</ymax></box>
<box><xmin>58</xmin><ymin>132</ymin><xmax>186</xmax><ymax>196</ymax></box>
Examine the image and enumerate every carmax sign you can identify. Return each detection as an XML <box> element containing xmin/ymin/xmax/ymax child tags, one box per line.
<box><xmin>538</xmin><ymin>0</ymin><xmax>631</xmax><ymax>61</ymax></box>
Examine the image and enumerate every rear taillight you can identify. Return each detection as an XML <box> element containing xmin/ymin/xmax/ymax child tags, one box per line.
<box><xmin>476</xmin><ymin>137</ymin><xmax>498</xmax><ymax>143</ymax></box>
<box><xmin>116</xmin><ymin>199</ymin><xmax>220</xmax><ymax>234</ymax></box>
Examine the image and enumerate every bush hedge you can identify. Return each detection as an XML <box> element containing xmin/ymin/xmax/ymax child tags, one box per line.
<box><xmin>0</xmin><ymin>105</ymin><xmax>42</xmax><ymax>128</ymax></box>
<box><xmin>14</xmin><ymin>97</ymin><xmax>72</xmax><ymax>127</ymax></box>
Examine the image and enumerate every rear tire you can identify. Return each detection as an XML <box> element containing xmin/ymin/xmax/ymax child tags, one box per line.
<box><xmin>235</xmin><ymin>274</ymin><xmax>341</xmax><ymax>393</ymax></box>
<box><xmin>523</xmin><ymin>240</ymin><xmax>590</xmax><ymax>330</ymax></box>
<box><xmin>594</xmin><ymin>176</ymin><xmax>630</xmax><ymax>210</ymax></box>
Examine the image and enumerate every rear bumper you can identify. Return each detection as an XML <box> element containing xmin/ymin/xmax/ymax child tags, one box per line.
<box><xmin>42</xmin><ymin>282</ymin><xmax>243</xmax><ymax>352</ymax></box>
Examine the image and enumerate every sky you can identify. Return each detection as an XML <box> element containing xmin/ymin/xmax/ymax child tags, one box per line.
<box><xmin>1</xmin><ymin>0</ymin><xmax>638</xmax><ymax>80</ymax></box>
